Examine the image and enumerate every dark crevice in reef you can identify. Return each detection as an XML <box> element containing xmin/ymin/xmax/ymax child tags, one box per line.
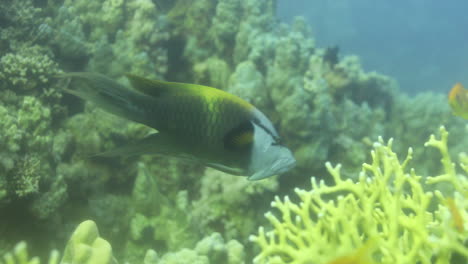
<box><xmin>165</xmin><ymin>35</ymin><xmax>192</xmax><ymax>82</ymax></box>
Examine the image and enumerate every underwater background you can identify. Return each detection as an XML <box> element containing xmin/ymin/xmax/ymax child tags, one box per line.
<box><xmin>0</xmin><ymin>0</ymin><xmax>467</xmax><ymax>263</ymax></box>
<box><xmin>278</xmin><ymin>0</ymin><xmax>468</xmax><ymax>95</ymax></box>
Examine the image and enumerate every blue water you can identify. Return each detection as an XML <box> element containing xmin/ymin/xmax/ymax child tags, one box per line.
<box><xmin>277</xmin><ymin>0</ymin><xmax>468</xmax><ymax>95</ymax></box>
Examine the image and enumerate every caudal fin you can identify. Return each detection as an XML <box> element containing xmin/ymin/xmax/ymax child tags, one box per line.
<box><xmin>57</xmin><ymin>72</ymin><xmax>153</xmax><ymax>125</ymax></box>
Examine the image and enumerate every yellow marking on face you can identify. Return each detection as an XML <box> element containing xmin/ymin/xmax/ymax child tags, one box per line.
<box><xmin>189</xmin><ymin>83</ymin><xmax>255</xmax><ymax>111</ymax></box>
<box><xmin>234</xmin><ymin>131</ymin><xmax>253</xmax><ymax>146</ymax></box>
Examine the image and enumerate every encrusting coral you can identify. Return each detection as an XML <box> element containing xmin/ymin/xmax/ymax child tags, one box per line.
<box><xmin>144</xmin><ymin>232</ymin><xmax>245</xmax><ymax>264</ymax></box>
<box><xmin>0</xmin><ymin>242</ymin><xmax>60</xmax><ymax>264</ymax></box>
<box><xmin>61</xmin><ymin>220</ymin><xmax>117</xmax><ymax>264</ymax></box>
<box><xmin>0</xmin><ymin>46</ymin><xmax>59</xmax><ymax>91</ymax></box>
<box><xmin>1</xmin><ymin>221</ymin><xmax>245</xmax><ymax>264</ymax></box>
<box><xmin>191</xmin><ymin>168</ymin><xmax>279</xmax><ymax>242</ymax></box>
<box><xmin>0</xmin><ymin>220</ymin><xmax>115</xmax><ymax>264</ymax></box>
<box><xmin>250</xmin><ymin>126</ymin><xmax>467</xmax><ymax>264</ymax></box>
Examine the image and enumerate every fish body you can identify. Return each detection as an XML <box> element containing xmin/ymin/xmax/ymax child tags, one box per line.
<box><xmin>60</xmin><ymin>72</ymin><xmax>296</xmax><ymax>180</ymax></box>
<box><xmin>448</xmin><ymin>83</ymin><xmax>468</xmax><ymax>119</ymax></box>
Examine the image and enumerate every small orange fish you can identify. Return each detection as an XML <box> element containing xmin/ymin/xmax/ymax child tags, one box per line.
<box><xmin>326</xmin><ymin>241</ymin><xmax>375</xmax><ymax>264</ymax></box>
<box><xmin>446</xmin><ymin>197</ymin><xmax>464</xmax><ymax>232</ymax></box>
<box><xmin>448</xmin><ymin>83</ymin><xmax>468</xmax><ymax>119</ymax></box>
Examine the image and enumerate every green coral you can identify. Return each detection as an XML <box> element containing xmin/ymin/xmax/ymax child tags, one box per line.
<box><xmin>191</xmin><ymin>169</ymin><xmax>278</xmax><ymax>243</ymax></box>
<box><xmin>193</xmin><ymin>56</ymin><xmax>231</xmax><ymax>89</ymax></box>
<box><xmin>1</xmin><ymin>222</ymin><xmax>244</xmax><ymax>264</ymax></box>
<box><xmin>62</xmin><ymin>0</ymin><xmax>124</xmax><ymax>41</ymax></box>
<box><xmin>58</xmin><ymin>0</ymin><xmax>169</xmax><ymax>78</ymax></box>
<box><xmin>250</xmin><ymin>126</ymin><xmax>467</xmax><ymax>263</ymax></box>
<box><xmin>0</xmin><ymin>95</ymin><xmax>58</xmax><ymax>206</ymax></box>
<box><xmin>0</xmin><ymin>0</ymin><xmax>42</xmax><ymax>50</ymax></box>
<box><xmin>227</xmin><ymin>61</ymin><xmax>267</xmax><ymax>107</ymax></box>
<box><xmin>0</xmin><ymin>220</ymin><xmax>115</xmax><ymax>264</ymax></box>
<box><xmin>0</xmin><ymin>242</ymin><xmax>60</xmax><ymax>264</ymax></box>
<box><xmin>122</xmin><ymin>161</ymin><xmax>198</xmax><ymax>261</ymax></box>
<box><xmin>0</xmin><ymin>46</ymin><xmax>59</xmax><ymax>91</ymax></box>
<box><xmin>387</xmin><ymin>92</ymin><xmax>468</xmax><ymax>175</ymax></box>
<box><xmin>146</xmin><ymin>232</ymin><xmax>245</xmax><ymax>264</ymax></box>
<box><xmin>61</xmin><ymin>220</ymin><xmax>117</xmax><ymax>264</ymax></box>
<box><xmin>0</xmin><ymin>104</ymin><xmax>22</xmax><ymax>170</ymax></box>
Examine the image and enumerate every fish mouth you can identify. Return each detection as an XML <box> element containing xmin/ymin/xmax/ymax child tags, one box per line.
<box><xmin>248</xmin><ymin>156</ymin><xmax>296</xmax><ymax>181</ymax></box>
<box><xmin>272</xmin><ymin>156</ymin><xmax>296</xmax><ymax>175</ymax></box>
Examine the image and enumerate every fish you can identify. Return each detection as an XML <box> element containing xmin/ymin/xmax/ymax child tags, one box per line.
<box><xmin>326</xmin><ymin>240</ymin><xmax>376</xmax><ymax>264</ymax></box>
<box><xmin>446</xmin><ymin>197</ymin><xmax>464</xmax><ymax>232</ymax></box>
<box><xmin>448</xmin><ymin>83</ymin><xmax>468</xmax><ymax>120</ymax></box>
<box><xmin>58</xmin><ymin>72</ymin><xmax>296</xmax><ymax>180</ymax></box>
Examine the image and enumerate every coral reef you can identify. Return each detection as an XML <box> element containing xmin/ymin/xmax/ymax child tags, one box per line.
<box><xmin>54</xmin><ymin>0</ymin><xmax>169</xmax><ymax>78</ymax></box>
<box><xmin>191</xmin><ymin>169</ymin><xmax>279</xmax><ymax>242</ymax></box>
<box><xmin>0</xmin><ymin>46</ymin><xmax>59</xmax><ymax>91</ymax></box>
<box><xmin>0</xmin><ymin>242</ymin><xmax>60</xmax><ymax>264</ymax></box>
<box><xmin>61</xmin><ymin>220</ymin><xmax>117</xmax><ymax>264</ymax></box>
<box><xmin>0</xmin><ymin>220</ymin><xmax>114</xmax><ymax>264</ymax></box>
<box><xmin>386</xmin><ymin>92</ymin><xmax>468</xmax><ymax>175</ymax></box>
<box><xmin>1</xmin><ymin>221</ymin><xmax>244</xmax><ymax>264</ymax></box>
<box><xmin>145</xmin><ymin>232</ymin><xmax>245</xmax><ymax>264</ymax></box>
<box><xmin>1</xmin><ymin>0</ymin><xmax>467</xmax><ymax>263</ymax></box>
<box><xmin>250</xmin><ymin>126</ymin><xmax>467</xmax><ymax>264</ymax></box>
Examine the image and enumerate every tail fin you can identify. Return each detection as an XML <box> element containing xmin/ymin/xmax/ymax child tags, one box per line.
<box><xmin>57</xmin><ymin>72</ymin><xmax>153</xmax><ymax>125</ymax></box>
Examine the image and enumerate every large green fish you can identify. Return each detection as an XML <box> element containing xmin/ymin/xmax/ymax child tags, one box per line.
<box><xmin>60</xmin><ymin>72</ymin><xmax>296</xmax><ymax>180</ymax></box>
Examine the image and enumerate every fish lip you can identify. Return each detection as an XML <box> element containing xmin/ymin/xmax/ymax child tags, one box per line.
<box><xmin>274</xmin><ymin>156</ymin><xmax>296</xmax><ymax>174</ymax></box>
<box><xmin>248</xmin><ymin>156</ymin><xmax>296</xmax><ymax>181</ymax></box>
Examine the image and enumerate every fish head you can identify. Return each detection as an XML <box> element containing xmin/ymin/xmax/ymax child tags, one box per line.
<box><xmin>247</xmin><ymin>122</ymin><xmax>296</xmax><ymax>181</ymax></box>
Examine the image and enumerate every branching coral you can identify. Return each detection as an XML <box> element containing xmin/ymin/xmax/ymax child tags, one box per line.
<box><xmin>0</xmin><ymin>96</ymin><xmax>58</xmax><ymax>207</ymax></box>
<box><xmin>250</xmin><ymin>126</ymin><xmax>467</xmax><ymax>264</ymax></box>
<box><xmin>0</xmin><ymin>0</ymin><xmax>42</xmax><ymax>50</ymax></box>
<box><xmin>0</xmin><ymin>46</ymin><xmax>59</xmax><ymax>91</ymax></box>
<box><xmin>387</xmin><ymin>92</ymin><xmax>468</xmax><ymax>176</ymax></box>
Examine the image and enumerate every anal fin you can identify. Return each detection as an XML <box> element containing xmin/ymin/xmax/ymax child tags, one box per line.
<box><xmin>93</xmin><ymin>133</ymin><xmax>177</xmax><ymax>158</ymax></box>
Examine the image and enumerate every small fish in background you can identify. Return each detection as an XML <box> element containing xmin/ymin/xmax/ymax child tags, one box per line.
<box><xmin>448</xmin><ymin>83</ymin><xmax>468</xmax><ymax>120</ymax></box>
<box><xmin>446</xmin><ymin>197</ymin><xmax>465</xmax><ymax>232</ymax></box>
<box><xmin>58</xmin><ymin>72</ymin><xmax>296</xmax><ymax>180</ymax></box>
<box><xmin>326</xmin><ymin>241</ymin><xmax>376</xmax><ymax>264</ymax></box>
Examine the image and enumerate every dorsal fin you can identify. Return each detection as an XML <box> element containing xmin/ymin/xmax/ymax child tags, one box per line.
<box><xmin>125</xmin><ymin>73</ymin><xmax>200</xmax><ymax>97</ymax></box>
<box><xmin>125</xmin><ymin>74</ymin><xmax>256</xmax><ymax>111</ymax></box>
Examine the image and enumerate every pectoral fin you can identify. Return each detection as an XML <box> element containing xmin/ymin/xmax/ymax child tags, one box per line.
<box><xmin>205</xmin><ymin>162</ymin><xmax>244</xmax><ymax>176</ymax></box>
<box><xmin>94</xmin><ymin>133</ymin><xmax>179</xmax><ymax>158</ymax></box>
<box><xmin>125</xmin><ymin>73</ymin><xmax>209</xmax><ymax>98</ymax></box>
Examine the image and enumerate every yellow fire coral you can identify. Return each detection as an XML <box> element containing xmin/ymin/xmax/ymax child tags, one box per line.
<box><xmin>250</xmin><ymin>126</ymin><xmax>467</xmax><ymax>264</ymax></box>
